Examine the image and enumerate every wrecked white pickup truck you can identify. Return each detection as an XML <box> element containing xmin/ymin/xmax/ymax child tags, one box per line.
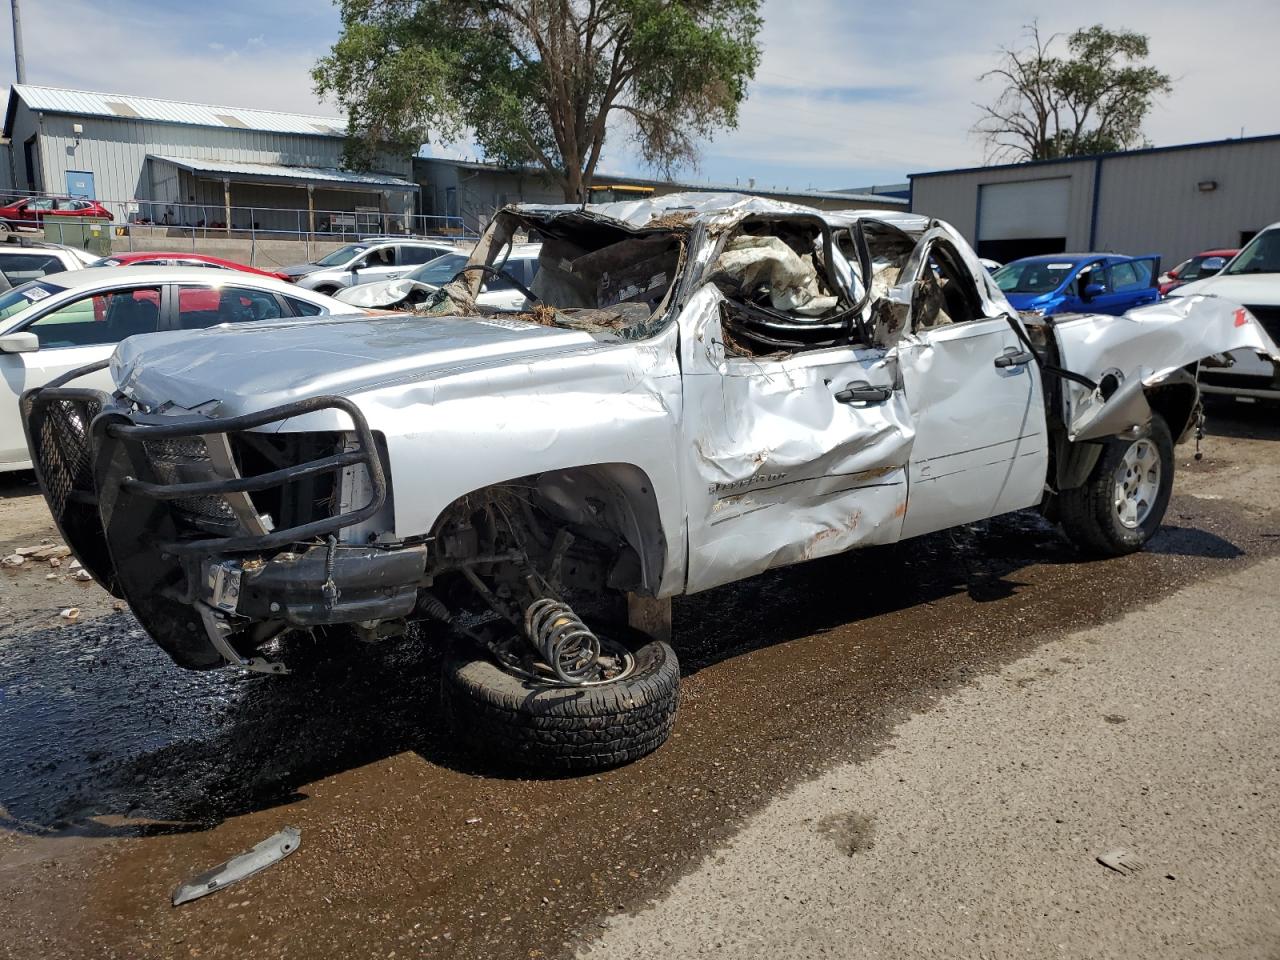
<box><xmin>23</xmin><ymin>194</ymin><xmax>1279</xmax><ymax>771</ymax></box>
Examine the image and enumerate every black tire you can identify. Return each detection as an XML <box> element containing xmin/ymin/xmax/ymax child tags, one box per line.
<box><xmin>1059</xmin><ymin>413</ymin><xmax>1174</xmax><ymax>556</ymax></box>
<box><xmin>314</xmin><ymin>285</ymin><xmax>339</xmax><ymax>296</ymax></box>
<box><xmin>442</xmin><ymin>625</ymin><xmax>679</xmax><ymax>772</ymax></box>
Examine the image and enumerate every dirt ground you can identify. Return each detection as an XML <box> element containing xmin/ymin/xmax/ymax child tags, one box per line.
<box><xmin>0</xmin><ymin>472</ymin><xmax>119</xmax><ymax>639</ymax></box>
<box><xmin>0</xmin><ymin>399</ymin><xmax>1278</xmax><ymax>960</ymax></box>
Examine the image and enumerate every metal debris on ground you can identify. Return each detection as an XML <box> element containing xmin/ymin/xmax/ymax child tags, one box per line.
<box><xmin>59</xmin><ymin>608</ymin><xmax>80</xmax><ymax>621</ymax></box>
<box><xmin>1097</xmin><ymin>849</ymin><xmax>1145</xmax><ymax>876</ymax></box>
<box><xmin>172</xmin><ymin>826</ymin><xmax>302</xmax><ymax>906</ymax></box>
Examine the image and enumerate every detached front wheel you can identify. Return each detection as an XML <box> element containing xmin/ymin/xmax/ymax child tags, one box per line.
<box><xmin>1059</xmin><ymin>413</ymin><xmax>1174</xmax><ymax>556</ymax></box>
<box><xmin>442</xmin><ymin>624</ymin><xmax>679</xmax><ymax>772</ymax></box>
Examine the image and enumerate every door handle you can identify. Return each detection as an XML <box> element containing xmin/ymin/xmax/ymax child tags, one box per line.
<box><xmin>834</xmin><ymin>380</ymin><xmax>892</xmax><ymax>404</ymax></box>
<box><xmin>994</xmin><ymin>348</ymin><xmax>1034</xmax><ymax>369</ymax></box>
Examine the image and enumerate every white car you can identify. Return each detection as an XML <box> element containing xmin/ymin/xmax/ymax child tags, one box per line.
<box><xmin>0</xmin><ymin>267</ymin><xmax>349</xmax><ymax>471</ymax></box>
<box><xmin>1168</xmin><ymin>222</ymin><xmax>1280</xmax><ymax>402</ymax></box>
<box><xmin>0</xmin><ymin>240</ymin><xmax>96</xmax><ymax>288</ymax></box>
<box><xmin>334</xmin><ymin>244</ymin><xmax>542</xmax><ymax>311</ymax></box>
<box><xmin>281</xmin><ymin>238</ymin><xmax>462</xmax><ymax>295</ymax></box>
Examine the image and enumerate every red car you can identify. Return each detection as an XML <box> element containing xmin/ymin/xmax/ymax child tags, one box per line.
<box><xmin>90</xmin><ymin>253</ymin><xmax>292</xmax><ymax>314</ymax></box>
<box><xmin>1159</xmin><ymin>248</ymin><xmax>1239</xmax><ymax>296</ymax></box>
<box><xmin>91</xmin><ymin>251</ymin><xmax>290</xmax><ymax>281</ymax></box>
<box><xmin>0</xmin><ymin>196</ymin><xmax>113</xmax><ymax>232</ymax></box>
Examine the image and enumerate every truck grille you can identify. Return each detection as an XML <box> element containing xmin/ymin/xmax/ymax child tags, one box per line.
<box><xmin>143</xmin><ymin>437</ymin><xmax>240</xmax><ymax>535</ymax></box>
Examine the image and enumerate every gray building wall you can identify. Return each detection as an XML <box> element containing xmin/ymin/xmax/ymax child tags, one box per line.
<box><xmin>10</xmin><ymin>100</ymin><xmax>410</xmax><ymax>221</ymax></box>
<box><xmin>1092</xmin><ymin>138</ymin><xmax>1280</xmax><ymax>260</ymax></box>
<box><xmin>910</xmin><ymin>159</ymin><xmax>1096</xmax><ymax>251</ymax></box>
<box><xmin>910</xmin><ymin>137</ymin><xmax>1280</xmax><ymax>266</ymax></box>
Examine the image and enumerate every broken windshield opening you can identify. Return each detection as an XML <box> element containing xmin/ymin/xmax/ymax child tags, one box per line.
<box><xmin>420</xmin><ymin>209</ymin><xmax>686</xmax><ymax>341</ymax></box>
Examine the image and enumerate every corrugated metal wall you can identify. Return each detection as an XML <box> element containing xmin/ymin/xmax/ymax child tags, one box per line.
<box><xmin>17</xmin><ymin>104</ymin><xmax>410</xmax><ymax>221</ymax></box>
<box><xmin>911</xmin><ymin>139</ymin><xmax>1280</xmax><ymax>265</ymax></box>
<box><xmin>910</xmin><ymin>159</ymin><xmax>1096</xmax><ymax>248</ymax></box>
<box><xmin>1094</xmin><ymin>139</ymin><xmax>1280</xmax><ymax>263</ymax></box>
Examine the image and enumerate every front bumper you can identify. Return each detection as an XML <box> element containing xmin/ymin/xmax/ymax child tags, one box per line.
<box><xmin>22</xmin><ymin>372</ymin><xmax>424</xmax><ymax>670</ymax></box>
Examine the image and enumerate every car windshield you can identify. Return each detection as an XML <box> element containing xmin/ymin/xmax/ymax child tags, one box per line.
<box><xmin>1223</xmin><ymin>230</ymin><xmax>1280</xmax><ymax>275</ymax></box>
<box><xmin>0</xmin><ymin>280</ymin><xmax>65</xmax><ymax>323</ymax></box>
<box><xmin>993</xmin><ymin>260</ymin><xmax>1077</xmax><ymax>294</ymax></box>
<box><xmin>406</xmin><ymin>252</ymin><xmax>469</xmax><ymax>285</ymax></box>
<box><xmin>315</xmin><ymin>243</ymin><xmax>369</xmax><ymax>267</ymax></box>
<box><xmin>1179</xmin><ymin>255</ymin><xmax>1225</xmax><ymax>282</ymax></box>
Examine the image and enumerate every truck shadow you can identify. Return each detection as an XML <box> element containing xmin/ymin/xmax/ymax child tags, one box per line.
<box><xmin>0</xmin><ymin>507</ymin><xmax>1247</xmax><ymax>837</ymax></box>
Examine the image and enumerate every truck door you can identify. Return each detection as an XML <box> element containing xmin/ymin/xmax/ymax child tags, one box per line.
<box><xmin>678</xmin><ymin>220</ymin><xmax>915</xmax><ymax>594</ymax></box>
<box><xmin>896</xmin><ymin>232</ymin><xmax>1049</xmax><ymax>538</ymax></box>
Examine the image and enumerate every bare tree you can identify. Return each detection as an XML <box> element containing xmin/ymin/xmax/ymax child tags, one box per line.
<box><xmin>975</xmin><ymin>22</ymin><xmax>1172</xmax><ymax>163</ymax></box>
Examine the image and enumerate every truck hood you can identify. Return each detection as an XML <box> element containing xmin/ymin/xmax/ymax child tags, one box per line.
<box><xmin>111</xmin><ymin>312</ymin><xmax>596</xmax><ymax>415</ymax></box>
<box><xmin>1168</xmin><ymin>273</ymin><xmax>1280</xmax><ymax>304</ymax></box>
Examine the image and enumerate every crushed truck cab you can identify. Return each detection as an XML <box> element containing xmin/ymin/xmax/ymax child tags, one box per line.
<box><xmin>23</xmin><ymin>193</ymin><xmax>1280</xmax><ymax>770</ymax></box>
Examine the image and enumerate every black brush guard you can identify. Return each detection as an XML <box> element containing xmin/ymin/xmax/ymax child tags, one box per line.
<box><xmin>22</xmin><ymin>365</ymin><xmax>393</xmax><ymax>669</ymax></box>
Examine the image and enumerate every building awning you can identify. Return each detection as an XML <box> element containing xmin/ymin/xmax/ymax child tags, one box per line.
<box><xmin>148</xmin><ymin>156</ymin><xmax>418</xmax><ymax>193</ymax></box>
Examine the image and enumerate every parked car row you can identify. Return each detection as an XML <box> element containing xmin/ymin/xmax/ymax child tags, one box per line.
<box><xmin>989</xmin><ymin>226</ymin><xmax>1280</xmax><ymax>404</ymax></box>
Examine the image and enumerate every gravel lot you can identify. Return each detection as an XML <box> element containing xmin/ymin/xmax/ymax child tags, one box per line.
<box><xmin>0</xmin><ymin>400</ymin><xmax>1277</xmax><ymax>960</ymax></box>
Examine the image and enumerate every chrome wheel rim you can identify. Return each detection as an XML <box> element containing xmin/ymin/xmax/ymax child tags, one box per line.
<box><xmin>1113</xmin><ymin>438</ymin><xmax>1161</xmax><ymax>529</ymax></box>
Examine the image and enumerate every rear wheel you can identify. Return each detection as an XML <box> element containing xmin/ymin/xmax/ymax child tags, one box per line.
<box><xmin>442</xmin><ymin>624</ymin><xmax>679</xmax><ymax>772</ymax></box>
<box><xmin>1059</xmin><ymin>414</ymin><xmax>1174</xmax><ymax>556</ymax></box>
<box><xmin>313</xmin><ymin>285</ymin><xmax>339</xmax><ymax>296</ymax></box>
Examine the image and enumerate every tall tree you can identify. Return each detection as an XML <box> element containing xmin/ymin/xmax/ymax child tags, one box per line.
<box><xmin>314</xmin><ymin>0</ymin><xmax>763</xmax><ymax>201</ymax></box>
<box><xmin>974</xmin><ymin>23</ymin><xmax>1173</xmax><ymax>163</ymax></box>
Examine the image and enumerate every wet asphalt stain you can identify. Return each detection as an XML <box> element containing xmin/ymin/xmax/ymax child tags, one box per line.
<box><xmin>1</xmin><ymin>490</ymin><xmax>1278</xmax><ymax>960</ymax></box>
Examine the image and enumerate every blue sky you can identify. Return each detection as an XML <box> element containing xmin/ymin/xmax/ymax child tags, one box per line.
<box><xmin>7</xmin><ymin>0</ymin><xmax>1280</xmax><ymax>190</ymax></box>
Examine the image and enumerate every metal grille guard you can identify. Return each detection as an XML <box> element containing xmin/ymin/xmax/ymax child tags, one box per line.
<box><xmin>106</xmin><ymin>395</ymin><xmax>387</xmax><ymax>554</ymax></box>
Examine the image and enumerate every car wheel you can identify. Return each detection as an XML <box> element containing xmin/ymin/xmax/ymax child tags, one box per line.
<box><xmin>0</xmin><ymin>221</ymin><xmax>10</xmax><ymax>234</ymax></box>
<box><xmin>313</xmin><ymin>285</ymin><xmax>339</xmax><ymax>296</ymax></box>
<box><xmin>442</xmin><ymin>623</ymin><xmax>679</xmax><ymax>772</ymax></box>
<box><xmin>1059</xmin><ymin>413</ymin><xmax>1174</xmax><ymax>556</ymax></box>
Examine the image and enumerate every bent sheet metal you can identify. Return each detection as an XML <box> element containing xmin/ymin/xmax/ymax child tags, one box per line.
<box><xmin>172</xmin><ymin>826</ymin><xmax>301</xmax><ymax>906</ymax></box>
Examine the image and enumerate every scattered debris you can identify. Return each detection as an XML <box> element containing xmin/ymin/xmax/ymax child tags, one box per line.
<box><xmin>45</xmin><ymin>573</ymin><xmax>58</xmax><ymax>581</ymax></box>
<box><xmin>172</xmin><ymin>826</ymin><xmax>301</xmax><ymax>906</ymax></box>
<box><xmin>1103</xmin><ymin>713</ymin><xmax>1129</xmax><ymax>724</ymax></box>
<box><xmin>73</xmin><ymin>569</ymin><xmax>93</xmax><ymax>582</ymax></box>
<box><xmin>465</xmin><ymin>817</ymin><xmax>483</xmax><ymax>825</ymax></box>
<box><xmin>1097</xmin><ymin>849</ymin><xmax>1145</xmax><ymax>876</ymax></box>
<box><xmin>48</xmin><ymin>557</ymin><xmax>62</xmax><ymax>569</ymax></box>
<box><xmin>2</xmin><ymin>554</ymin><xmax>25</xmax><ymax>569</ymax></box>
<box><xmin>16</xmin><ymin>543</ymin><xmax>71</xmax><ymax>560</ymax></box>
<box><xmin>59</xmin><ymin>608</ymin><xmax>80</xmax><ymax>621</ymax></box>
<box><xmin>112</xmin><ymin>600</ymin><xmax>126</xmax><ymax>611</ymax></box>
<box><xmin>69</xmin><ymin>559</ymin><xmax>83</xmax><ymax>571</ymax></box>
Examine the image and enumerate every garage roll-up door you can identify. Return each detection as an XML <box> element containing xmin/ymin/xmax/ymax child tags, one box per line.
<box><xmin>978</xmin><ymin>178</ymin><xmax>1070</xmax><ymax>241</ymax></box>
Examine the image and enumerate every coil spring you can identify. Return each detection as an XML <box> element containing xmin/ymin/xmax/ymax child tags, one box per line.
<box><xmin>524</xmin><ymin>598</ymin><xmax>601</xmax><ymax>684</ymax></box>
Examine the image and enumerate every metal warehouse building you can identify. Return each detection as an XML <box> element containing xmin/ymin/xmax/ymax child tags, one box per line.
<box><xmin>909</xmin><ymin>134</ymin><xmax>1280</xmax><ymax>267</ymax></box>
<box><xmin>2</xmin><ymin>84</ymin><xmax>417</xmax><ymax>232</ymax></box>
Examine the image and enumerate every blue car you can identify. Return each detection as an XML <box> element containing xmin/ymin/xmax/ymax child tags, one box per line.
<box><xmin>993</xmin><ymin>253</ymin><xmax>1162</xmax><ymax>317</ymax></box>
